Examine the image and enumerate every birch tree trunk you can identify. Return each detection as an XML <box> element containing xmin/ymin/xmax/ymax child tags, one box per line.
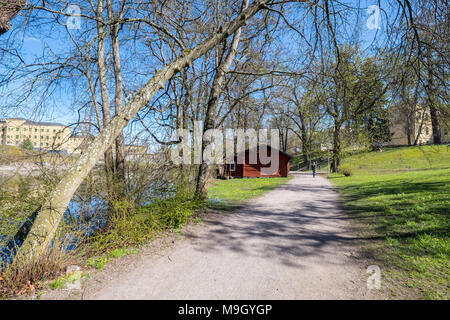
<box><xmin>14</xmin><ymin>0</ymin><xmax>270</xmax><ymax>263</ymax></box>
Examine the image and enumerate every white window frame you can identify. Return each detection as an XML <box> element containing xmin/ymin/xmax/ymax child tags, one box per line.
<box><xmin>230</xmin><ymin>163</ymin><xmax>236</xmax><ymax>172</ymax></box>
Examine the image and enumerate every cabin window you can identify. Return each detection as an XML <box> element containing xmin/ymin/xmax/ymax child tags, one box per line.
<box><xmin>230</xmin><ymin>163</ymin><xmax>236</xmax><ymax>171</ymax></box>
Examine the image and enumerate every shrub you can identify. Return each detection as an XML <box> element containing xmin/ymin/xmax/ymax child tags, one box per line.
<box><xmin>83</xmin><ymin>187</ymin><xmax>205</xmax><ymax>257</ymax></box>
<box><xmin>144</xmin><ymin>194</ymin><xmax>204</xmax><ymax>229</ymax></box>
<box><xmin>21</xmin><ymin>138</ymin><xmax>34</xmax><ymax>151</ymax></box>
<box><xmin>0</xmin><ymin>247</ymin><xmax>73</xmax><ymax>297</ymax></box>
<box><xmin>0</xmin><ymin>145</ymin><xmax>23</xmax><ymax>164</ymax></box>
<box><xmin>339</xmin><ymin>166</ymin><xmax>354</xmax><ymax>177</ymax></box>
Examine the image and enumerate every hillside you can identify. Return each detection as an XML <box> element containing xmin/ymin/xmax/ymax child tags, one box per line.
<box><xmin>339</xmin><ymin>145</ymin><xmax>450</xmax><ymax>173</ymax></box>
<box><xmin>330</xmin><ymin>145</ymin><xmax>450</xmax><ymax>299</ymax></box>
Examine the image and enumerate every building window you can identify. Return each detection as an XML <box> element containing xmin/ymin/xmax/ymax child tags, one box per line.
<box><xmin>16</xmin><ymin>135</ymin><xmax>19</xmax><ymax>139</ymax></box>
<box><xmin>230</xmin><ymin>163</ymin><xmax>236</xmax><ymax>171</ymax></box>
<box><xmin>16</xmin><ymin>128</ymin><xmax>19</xmax><ymax>131</ymax></box>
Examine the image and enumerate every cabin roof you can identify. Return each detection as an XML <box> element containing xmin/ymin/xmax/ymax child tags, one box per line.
<box><xmin>238</xmin><ymin>144</ymin><xmax>293</xmax><ymax>159</ymax></box>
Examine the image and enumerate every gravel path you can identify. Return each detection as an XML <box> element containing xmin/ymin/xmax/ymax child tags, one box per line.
<box><xmin>47</xmin><ymin>173</ymin><xmax>373</xmax><ymax>300</ymax></box>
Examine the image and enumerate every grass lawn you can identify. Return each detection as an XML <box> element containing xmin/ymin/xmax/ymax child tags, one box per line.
<box><xmin>330</xmin><ymin>146</ymin><xmax>449</xmax><ymax>299</ymax></box>
<box><xmin>340</xmin><ymin>145</ymin><xmax>450</xmax><ymax>173</ymax></box>
<box><xmin>208</xmin><ymin>177</ymin><xmax>292</xmax><ymax>204</ymax></box>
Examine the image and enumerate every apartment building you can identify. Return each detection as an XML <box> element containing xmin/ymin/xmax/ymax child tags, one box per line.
<box><xmin>0</xmin><ymin>118</ymin><xmax>84</xmax><ymax>154</ymax></box>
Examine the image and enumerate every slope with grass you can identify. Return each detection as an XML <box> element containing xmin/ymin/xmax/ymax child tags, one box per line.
<box><xmin>330</xmin><ymin>145</ymin><xmax>450</xmax><ymax>299</ymax></box>
<box><xmin>339</xmin><ymin>145</ymin><xmax>450</xmax><ymax>174</ymax></box>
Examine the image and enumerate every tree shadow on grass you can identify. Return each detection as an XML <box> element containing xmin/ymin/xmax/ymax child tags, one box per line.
<box><xmin>335</xmin><ymin>177</ymin><xmax>449</xmax><ymax>266</ymax></box>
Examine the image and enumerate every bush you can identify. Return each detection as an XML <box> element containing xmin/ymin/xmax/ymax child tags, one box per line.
<box><xmin>144</xmin><ymin>193</ymin><xmax>204</xmax><ymax>229</ymax></box>
<box><xmin>0</xmin><ymin>145</ymin><xmax>23</xmax><ymax>164</ymax></box>
<box><xmin>0</xmin><ymin>247</ymin><xmax>73</xmax><ymax>297</ymax></box>
<box><xmin>339</xmin><ymin>166</ymin><xmax>354</xmax><ymax>177</ymax></box>
<box><xmin>21</xmin><ymin>138</ymin><xmax>34</xmax><ymax>151</ymax></box>
<box><xmin>83</xmin><ymin>187</ymin><xmax>205</xmax><ymax>257</ymax></box>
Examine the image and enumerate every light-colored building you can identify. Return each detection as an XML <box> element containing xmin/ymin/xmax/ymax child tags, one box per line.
<box><xmin>0</xmin><ymin>118</ymin><xmax>84</xmax><ymax>153</ymax></box>
<box><xmin>387</xmin><ymin>106</ymin><xmax>450</xmax><ymax>146</ymax></box>
<box><xmin>387</xmin><ymin>107</ymin><xmax>438</xmax><ymax>146</ymax></box>
<box><xmin>0</xmin><ymin>118</ymin><xmax>152</xmax><ymax>156</ymax></box>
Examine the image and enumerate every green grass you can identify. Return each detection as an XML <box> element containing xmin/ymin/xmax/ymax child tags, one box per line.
<box><xmin>87</xmin><ymin>248</ymin><xmax>140</xmax><ymax>270</ymax></box>
<box><xmin>208</xmin><ymin>177</ymin><xmax>292</xmax><ymax>204</ymax></box>
<box><xmin>330</xmin><ymin>146</ymin><xmax>450</xmax><ymax>299</ymax></box>
<box><xmin>339</xmin><ymin>145</ymin><xmax>450</xmax><ymax>174</ymax></box>
<box><xmin>49</xmin><ymin>270</ymin><xmax>87</xmax><ymax>290</ymax></box>
<box><xmin>83</xmin><ymin>190</ymin><xmax>205</xmax><ymax>257</ymax></box>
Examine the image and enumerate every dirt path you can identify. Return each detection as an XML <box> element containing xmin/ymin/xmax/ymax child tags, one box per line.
<box><xmin>45</xmin><ymin>173</ymin><xmax>376</xmax><ymax>300</ymax></box>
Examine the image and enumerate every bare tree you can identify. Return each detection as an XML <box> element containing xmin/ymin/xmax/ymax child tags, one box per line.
<box><xmin>14</xmin><ymin>0</ymin><xmax>281</xmax><ymax>263</ymax></box>
<box><xmin>195</xmin><ymin>0</ymin><xmax>249</xmax><ymax>198</ymax></box>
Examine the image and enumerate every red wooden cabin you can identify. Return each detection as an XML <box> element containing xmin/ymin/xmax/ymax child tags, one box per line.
<box><xmin>225</xmin><ymin>145</ymin><xmax>292</xmax><ymax>178</ymax></box>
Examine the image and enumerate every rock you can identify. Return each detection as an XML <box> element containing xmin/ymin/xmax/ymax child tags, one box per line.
<box><xmin>66</xmin><ymin>265</ymin><xmax>81</xmax><ymax>274</ymax></box>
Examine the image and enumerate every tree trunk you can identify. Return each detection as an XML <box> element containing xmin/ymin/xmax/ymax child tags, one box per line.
<box><xmin>195</xmin><ymin>0</ymin><xmax>249</xmax><ymax>198</ymax></box>
<box><xmin>96</xmin><ymin>0</ymin><xmax>115</xmax><ymax>200</ymax></box>
<box><xmin>14</xmin><ymin>0</ymin><xmax>270</xmax><ymax>263</ymax></box>
<box><xmin>406</xmin><ymin>114</ymin><xmax>412</xmax><ymax>146</ymax></box>
<box><xmin>331</xmin><ymin>120</ymin><xmax>342</xmax><ymax>173</ymax></box>
<box><xmin>180</xmin><ymin>68</ymin><xmax>192</xmax><ymax>183</ymax></box>
<box><xmin>107</xmin><ymin>0</ymin><xmax>127</xmax><ymax>190</ymax></box>
<box><xmin>429</xmin><ymin>105</ymin><xmax>441</xmax><ymax>144</ymax></box>
<box><xmin>425</xmin><ymin>43</ymin><xmax>442</xmax><ymax>145</ymax></box>
<box><xmin>298</xmin><ymin>117</ymin><xmax>309</xmax><ymax>167</ymax></box>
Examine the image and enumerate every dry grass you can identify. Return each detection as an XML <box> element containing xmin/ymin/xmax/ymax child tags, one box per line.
<box><xmin>0</xmin><ymin>247</ymin><xmax>74</xmax><ymax>298</ymax></box>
